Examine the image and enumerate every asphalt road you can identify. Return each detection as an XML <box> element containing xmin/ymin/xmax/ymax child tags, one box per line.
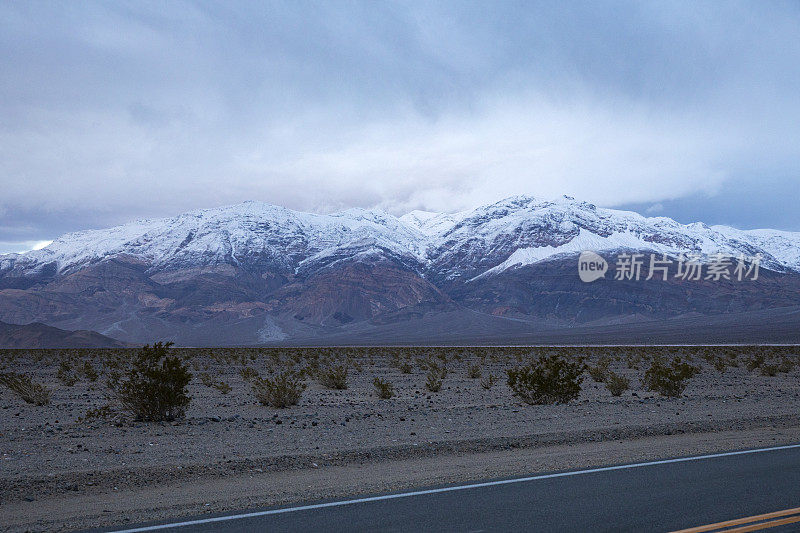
<box><xmin>102</xmin><ymin>444</ymin><xmax>800</xmax><ymax>533</ymax></box>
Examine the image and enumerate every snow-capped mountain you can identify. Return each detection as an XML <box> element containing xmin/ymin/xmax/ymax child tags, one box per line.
<box><xmin>3</xmin><ymin>195</ymin><xmax>800</xmax><ymax>279</ymax></box>
<box><xmin>2</xmin><ymin>194</ymin><xmax>800</xmax><ymax>345</ymax></box>
<box><xmin>0</xmin><ymin>201</ymin><xmax>426</xmax><ymax>277</ymax></box>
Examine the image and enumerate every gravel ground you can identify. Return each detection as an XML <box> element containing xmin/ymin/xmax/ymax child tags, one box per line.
<box><xmin>0</xmin><ymin>346</ymin><xmax>799</xmax><ymax>531</ymax></box>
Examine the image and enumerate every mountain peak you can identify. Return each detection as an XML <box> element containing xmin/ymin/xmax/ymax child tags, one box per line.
<box><xmin>4</xmin><ymin>194</ymin><xmax>800</xmax><ymax>281</ymax></box>
<box><xmin>4</xmin><ymin>194</ymin><xmax>800</xmax><ymax>345</ymax></box>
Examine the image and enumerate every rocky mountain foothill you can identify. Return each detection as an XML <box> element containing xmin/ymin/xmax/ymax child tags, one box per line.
<box><xmin>1</xmin><ymin>195</ymin><xmax>800</xmax><ymax>346</ymax></box>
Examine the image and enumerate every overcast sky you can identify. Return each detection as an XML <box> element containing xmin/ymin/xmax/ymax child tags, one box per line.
<box><xmin>2</xmin><ymin>1</ymin><xmax>800</xmax><ymax>252</ymax></box>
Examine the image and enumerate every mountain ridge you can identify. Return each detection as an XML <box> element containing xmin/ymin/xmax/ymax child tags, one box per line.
<box><xmin>3</xmin><ymin>194</ymin><xmax>800</xmax><ymax>278</ymax></box>
<box><xmin>1</xmin><ymin>194</ymin><xmax>799</xmax><ymax>345</ymax></box>
<box><xmin>0</xmin><ymin>320</ymin><xmax>129</xmax><ymax>349</ymax></box>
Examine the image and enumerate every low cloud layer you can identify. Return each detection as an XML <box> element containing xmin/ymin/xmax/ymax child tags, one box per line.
<box><xmin>2</xmin><ymin>1</ymin><xmax>800</xmax><ymax>251</ymax></box>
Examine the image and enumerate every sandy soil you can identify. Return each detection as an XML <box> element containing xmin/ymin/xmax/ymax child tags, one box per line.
<box><xmin>1</xmin><ymin>347</ymin><xmax>799</xmax><ymax>531</ymax></box>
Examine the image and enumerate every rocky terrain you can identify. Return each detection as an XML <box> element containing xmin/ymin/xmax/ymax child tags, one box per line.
<box><xmin>1</xmin><ymin>195</ymin><xmax>800</xmax><ymax>345</ymax></box>
<box><xmin>1</xmin><ymin>345</ymin><xmax>799</xmax><ymax>531</ymax></box>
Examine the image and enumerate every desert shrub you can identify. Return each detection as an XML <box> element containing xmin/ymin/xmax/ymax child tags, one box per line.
<box><xmin>425</xmin><ymin>364</ymin><xmax>445</xmax><ymax>392</ymax></box>
<box><xmin>0</xmin><ymin>372</ymin><xmax>51</xmax><ymax>405</ymax></box>
<box><xmin>588</xmin><ymin>355</ymin><xmax>612</xmax><ymax>382</ymax></box>
<box><xmin>399</xmin><ymin>361</ymin><xmax>413</xmax><ymax>374</ymax></box>
<box><xmin>199</xmin><ymin>372</ymin><xmax>231</xmax><ymax>394</ymax></box>
<box><xmin>106</xmin><ymin>370</ymin><xmax>122</xmax><ymax>390</ymax></box>
<box><xmin>480</xmin><ymin>373</ymin><xmax>497</xmax><ymax>390</ymax></box>
<box><xmin>759</xmin><ymin>362</ymin><xmax>780</xmax><ymax>377</ymax></box>
<box><xmin>467</xmin><ymin>363</ymin><xmax>482</xmax><ymax>379</ymax></box>
<box><xmin>742</xmin><ymin>350</ymin><xmax>794</xmax><ymax>376</ymax></box>
<box><xmin>112</xmin><ymin>342</ymin><xmax>192</xmax><ymax>421</ymax></box>
<box><xmin>711</xmin><ymin>356</ymin><xmax>728</xmax><ymax>373</ymax></box>
<box><xmin>252</xmin><ymin>371</ymin><xmax>305</xmax><ymax>408</ymax></box>
<box><xmin>745</xmin><ymin>353</ymin><xmax>766</xmax><ymax>372</ymax></box>
<box><xmin>239</xmin><ymin>366</ymin><xmax>260</xmax><ymax>381</ymax></box>
<box><xmin>82</xmin><ymin>404</ymin><xmax>115</xmax><ymax>421</ymax></box>
<box><xmin>700</xmin><ymin>349</ymin><xmax>737</xmax><ymax>373</ymax></box>
<box><xmin>605</xmin><ymin>371</ymin><xmax>630</xmax><ymax>396</ymax></box>
<box><xmin>318</xmin><ymin>363</ymin><xmax>348</xmax><ymax>390</ymax></box>
<box><xmin>373</xmin><ymin>377</ymin><xmax>394</xmax><ymax>399</ymax></box>
<box><xmin>778</xmin><ymin>356</ymin><xmax>796</xmax><ymax>373</ymax></box>
<box><xmin>643</xmin><ymin>357</ymin><xmax>699</xmax><ymax>398</ymax></box>
<box><xmin>57</xmin><ymin>360</ymin><xmax>79</xmax><ymax>386</ymax></box>
<box><xmin>757</xmin><ymin>355</ymin><xmax>795</xmax><ymax>375</ymax></box>
<box><xmin>82</xmin><ymin>360</ymin><xmax>99</xmax><ymax>382</ymax></box>
<box><xmin>506</xmin><ymin>354</ymin><xmax>586</xmax><ymax>405</ymax></box>
<box><xmin>625</xmin><ymin>353</ymin><xmax>642</xmax><ymax>370</ymax></box>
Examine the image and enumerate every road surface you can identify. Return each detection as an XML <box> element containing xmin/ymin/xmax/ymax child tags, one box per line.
<box><xmin>99</xmin><ymin>444</ymin><xmax>800</xmax><ymax>532</ymax></box>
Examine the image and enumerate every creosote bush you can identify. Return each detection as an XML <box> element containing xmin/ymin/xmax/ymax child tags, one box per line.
<box><xmin>588</xmin><ymin>355</ymin><xmax>612</xmax><ymax>383</ymax></box>
<box><xmin>480</xmin><ymin>373</ymin><xmax>497</xmax><ymax>390</ymax></box>
<box><xmin>467</xmin><ymin>363</ymin><xmax>482</xmax><ymax>379</ymax></box>
<box><xmin>318</xmin><ymin>363</ymin><xmax>348</xmax><ymax>390</ymax></box>
<box><xmin>604</xmin><ymin>371</ymin><xmax>630</xmax><ymax>397</ymax></box>
<box><xmin>239</xmin><ymin>366</ymin><xmax>259</xmax><ymax>381</ymax></box>
<box><xmin>745</xmin><ymin>353</ymin><xmax>766</xmax><ymax>372</ymax></box>
<box><xmin>82</xmin><ymin>360</ymin><xmax>99</xmax><ymax>382</ymax></box>
<box><xmin>425</xmin><ymin>365</ymin><xmax>445</xmax><ymax>392</ymax></box>
<box><xmin>112</xmin><ymin>342</ymin><xmax>192</xmax><ymax>421</ymax></box>
<box><xmin>506</xmin><ymin>353</ymin><xmax>586</xmax><ymax>405</ymax></box>
<box><xmin>82</xmin><ymin>404</ymin><xmax>115</xmax><ymax>422</ymax></box>
<box><xmin>372</xmin><ymin>377</ymin><xmax>394</xmax><ymax>399</ymax></box>
<box><xmin>253</xmin><ymin>371</ymin><xmax>305</xmax><ymax>408</ymax></box>
<box><xmin>778</xmin><ymin>356</ymin><xmax>796</xmax><ymax>374</ymax></box>
<box><xmin>0</xmin><ymin>372</ymin><xmax>51</xmax><ymax>405</ymax></box>
<box><xmin>643</xmin><ymin>356</ymin><xmax>699</xmax><ymax>398</ymax></box>
<box><xmin>199</xmin><ymin>372</ymin><xmax>231</xmax><ymax>394</ymax></box>
<box><xmin>57</xmin><ymin>360</ymin><xmax>79</xmax><ymax>386</ymax></box>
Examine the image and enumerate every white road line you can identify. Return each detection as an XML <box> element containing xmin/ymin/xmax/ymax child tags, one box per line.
<box><xmin>109</xmin><ymin>443</ymin><xmax>800</xmax><ymax>532</ymax></box>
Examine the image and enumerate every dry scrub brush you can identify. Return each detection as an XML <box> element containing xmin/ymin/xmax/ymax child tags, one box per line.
<box><xmin>317</xmin><ymin>361</ymin><xmax>349</xmax><ymax>390</ymax></box>
<box><xmin>643</xmin><ymin>356</ymin><xmax>699</xmax><ymax>398</ymax></box>
<box><xmin>252</xmin><ymin>371</ymin><xmax>305</xmax><ymax>408</ymax></box>
<box><xmin>506</xmin><ymin>353</ymin><xmax>586</xmax><ymax>405</ymax></box>
<box><xmin>372</xmin><ymin>377</ymin><xmax>395</xmax><ymax>399</ymax></box>
<box><xmin>604</xmin><ymin>371</ymin><xmax>630</xmax><ymax>396</ymax></box>
<box><xmin>480</xmin><ymin>373</ymin><xmax>497</xmax><ymax>390</ymax></box>
<box><xmin>425</xmin><ymin>362</ymin><xmax>447</xmax><ymax>392</ymax></box>
<box><xmin>110</xmin><ymin>342</ymin><xmax>192</xmax><ymax>422</ymax></box>
<box><xmin>0</xmin><ymin>372</ymin><xmax>51</xmax><ymax>405</ymax></box>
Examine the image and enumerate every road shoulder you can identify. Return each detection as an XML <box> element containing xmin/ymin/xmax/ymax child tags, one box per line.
<box><xmin>3</xmin><ymin>425</ymin><xmax>799</xmax><ymax>532</ymax></box>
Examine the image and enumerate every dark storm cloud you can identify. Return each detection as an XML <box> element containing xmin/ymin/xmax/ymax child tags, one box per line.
<box><xmin>2</xmin><ymin>1</ymin><xmax>800</xmax><ymax>251</ymax></box>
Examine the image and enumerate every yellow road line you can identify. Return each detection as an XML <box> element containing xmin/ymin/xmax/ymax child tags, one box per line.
<box><xmin>723</xmin><ymin>515</ymin><xmax>800</xmax><ymax>532</ymax></box>
<box><xmin>670</xmin><ymin>507</ymin><xmax>800</xmax><ymax>533</ymax></box>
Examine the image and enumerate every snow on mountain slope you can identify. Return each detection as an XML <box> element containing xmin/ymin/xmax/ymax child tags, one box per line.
<box><xmin>3</xmin><ymin>195</ymin><xmax>800</xmax><ymax>281</ymax></box>
<box><xmin>399</xmin><ymin>210</ymin><xmax>466</xmax><ymax>236</ymax></box>
<box><xmin>0</xmin><ymin>201</ymin><xmax>425</xmax><ymax>277</ymax></box>
<box><xmin>471</xmin><ymin>228</ymin><xmax>665</xmax><ymax>281</ymax></box>
<box><xmin>726</xmin><ymin>227</ymin><xmax>800</xmax><ymax>271</ymax></box>
<box><xmin>427</xmin><ymin>196</ymin><xmax>800</xmax><ymax>279</ymax></box>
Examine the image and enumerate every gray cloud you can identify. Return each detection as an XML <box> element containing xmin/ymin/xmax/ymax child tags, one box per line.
<box><xmin>2</xmin><ymin>1</ymin><xmax>800</xmax><ymax>251</ymax></box>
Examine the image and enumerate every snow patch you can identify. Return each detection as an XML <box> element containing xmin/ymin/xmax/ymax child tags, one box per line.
<box><xmin>471</xmin><ymin>228</ymin><xmax>663</xmax><ymax>280</ymax></box>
